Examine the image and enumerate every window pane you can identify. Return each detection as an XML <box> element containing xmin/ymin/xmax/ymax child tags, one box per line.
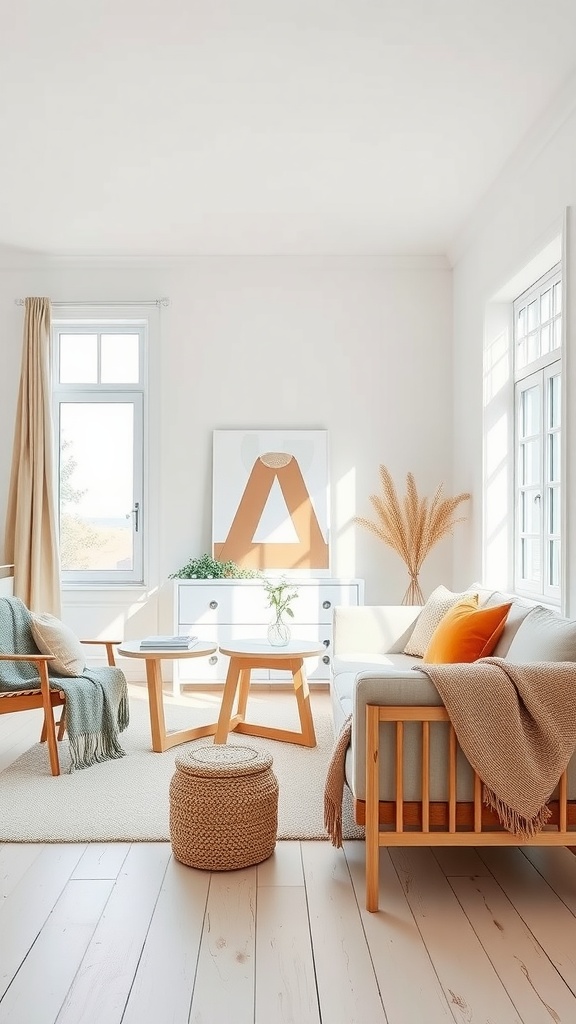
<box><xmin>521</xmin><ymin>490</ymin><xmax>541</xmax><ymax>533</ymax></box>
<box><xmin>553</xmin><ymin>280</ymin><xmax>562</xmax><ymax>314</ymax></box>
<box><xmin>517</xmin><ymin>338</ymin><xmax>528</xmax><ymax>369</ymax></box>
<box><xmin>59</xmin><ymin>403</ymin><xmax>135</xmax><ymax>572</ymax></box>
<box><xmin>521</xmin><ymin>537</ymin><xmax>541</xmax><ymax>583</ymax></box>
<box><xmin>527</xmin><ymin>332</ymin><xmax>540</xmax><ymax>362</ymax></box>
<box><xmin>101</xmin><ymin>334</ymin><xmax>140</xmax><ymax>384</ymax></box>
<box><xmin>549</xmin><ymin>539</ymin><xmax>560</xmax><ymax>588</ymax></box>
<box><xmin>540</xmin><ymin>323</ymin><xmax>550</xmax><ymax>354</ymax></box>
<box><xmin>549</xmin><ymin>432</ymin><xmax>560</xmax><ymax>482</ymax></box>
<box><xmin>59</xmin><ymin>334</ymin><xmax>98</xmax><ymax>384</ymax></box>
<box><xmin>549</xmin><ymin>374</ymin><xmax>561</xmax><ymax>428</ymax></box>
<box><xmin>527</xmin><ymin>299</ymin><xmax>539</xmax><ymax>331</ymax></box>
<box><xmin>517</xmin><ymin>307</ymin><xmax>526</xmax><ymax>338</ymax></box>
<box><xmin>520</xmin><ymin>440</ymin><xmax>540</xmax><ymax>485</ymax></box>
<box><xmin>552</xmin><ymin>317</ymin><xmax>562</xmax><ymax>350</ymax></box>
<box><xmin>520</xmin><ymin>385</ymin><xmax>540</xmax><ymax>437</ymax></box>
<box><xmin>540</xmin><ymin>289</ymin><xmax>551</xmax><ymax>323</ymax></box>
<box><xmin>549</xmin><ymin>486</ymin><xmax>560</xmax><ymax>534</ymax></box>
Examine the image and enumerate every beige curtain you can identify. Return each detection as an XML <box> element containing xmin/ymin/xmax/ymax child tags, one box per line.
<box><xmin>4</xmin><ymin>297</ymin><xmax>61</xmax><ymax>614</ymax></box>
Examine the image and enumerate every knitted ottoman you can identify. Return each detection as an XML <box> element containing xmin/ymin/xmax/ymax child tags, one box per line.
<box><xmin>169</xmin><ymin>744</ymin><xmax>279</xmax><ymax>870</ymax></box>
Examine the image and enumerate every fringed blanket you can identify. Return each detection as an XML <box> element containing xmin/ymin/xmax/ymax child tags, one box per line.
<box><xmin>417</xmin><ymin>658</ymin><xmax>576</xmax><ymax>838</ymax></box>
<box><xmin>324</xmin><ymin>715</ymin><xmax>352</xmax><ymax>848</ymax></box>
<box><xmin>0</xmin><ymin>597</ymin><xmax>129</xmax><ymax>772</ymax></box>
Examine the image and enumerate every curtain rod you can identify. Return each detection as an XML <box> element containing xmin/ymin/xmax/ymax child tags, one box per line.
<box><xmin>14</xmin><ymin>298</ymin><xmax>170</xmax><ymax>307</ymax></box>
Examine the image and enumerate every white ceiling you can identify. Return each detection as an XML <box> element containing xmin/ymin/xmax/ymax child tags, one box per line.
<box><xmin>2</xmin><ymin>0</ymin><xmax>576</xmax><ymax>258</ymax></box>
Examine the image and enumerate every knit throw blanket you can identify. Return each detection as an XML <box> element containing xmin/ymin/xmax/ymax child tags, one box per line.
<box><xmin>324</xmin><ymin>715</ymin><xmax>352</xmax><ymax>847</ymax></box>
<box><xmin>0</xmin><ymin>597</ymin><xmax>129</xmax><ymax>772</ymax></box>
<box><xmin>418</xmin><ymin>658</ymin><xmax>576</xmax><ymax>837</ymax></box>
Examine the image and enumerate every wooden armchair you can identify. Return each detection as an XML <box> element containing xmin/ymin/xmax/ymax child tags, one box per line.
<box><xmin>0</xmin><ymin>639</ymin><xmax>121</xmax><ymax>776</ymax></box>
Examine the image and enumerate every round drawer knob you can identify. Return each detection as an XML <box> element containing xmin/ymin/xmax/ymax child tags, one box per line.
<box><xmin>322</xmin><ymin>655</ymin><xmax>330</xmax><ymax>665</ymax></box>
<box><xmin>322</xmin><ymin>600</ymin><xmax>331</xmax><ymax>610</ymax></box>
<box><xmin>209</xmin><ymin>600</ymin><xmax>218</xmax><ymax>610</ymax></box>
<box><xmin>323</xmin><ymin>639</ymin><xmax>330</xmax><ymax>647</ymax></box>
<box><xmin>209</xmin><ymin>655</ymin><xmax>218</xmax><ymax>666</ymax></box>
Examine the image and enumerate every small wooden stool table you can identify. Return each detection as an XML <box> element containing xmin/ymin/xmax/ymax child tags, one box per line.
<box><xmin>117</xmin><ymin>640</ymin><xmax>218</xmax><ymax>752</ymax></box>
<box><xmin>215</xmin><ymin>639</ymin><xmax>325</xmax><ymax>748</ymax></box>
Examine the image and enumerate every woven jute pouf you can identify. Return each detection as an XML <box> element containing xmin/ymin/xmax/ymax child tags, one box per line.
<box><xmin>169</xmin><ymin>744</ymin><xmax>279</xmax><ymax>870</ymax></box>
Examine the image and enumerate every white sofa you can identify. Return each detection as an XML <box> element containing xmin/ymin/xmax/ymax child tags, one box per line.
<box><xmin>330</xmin><ymin>586</ymin><xmax>576</xmax><ymax>910</ymax></box>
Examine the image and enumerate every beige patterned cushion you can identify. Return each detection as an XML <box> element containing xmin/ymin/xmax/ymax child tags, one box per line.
<box><xmin>30</xmin><ymin>613</ymin><xmax>85</xmax><ymax>677</ymax></box>
<box><xmin>403</xmin><ymin>585</ymin><xmax>478</xmax><ymax>657</ymax></box>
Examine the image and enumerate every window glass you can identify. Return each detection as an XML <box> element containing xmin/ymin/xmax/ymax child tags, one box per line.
<box><xmin>101</xmin><ymin>334</ymin><xmax>140</xmax><ymax>383</ymax></box>
<box><xmin>59</xmin><ymin>403</ymin><xmax>135</xmax><ymax>572</ymax></box>
<box><xmin>59</xmin><ymin>334</ymin><xmax>98</xmax><ymax>383</ymax></box>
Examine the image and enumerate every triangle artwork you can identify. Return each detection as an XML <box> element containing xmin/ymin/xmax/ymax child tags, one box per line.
<box><xmin>213</xmin><ymin>452</ymin><xmax>329</xmax><ymax>570</ymax></box>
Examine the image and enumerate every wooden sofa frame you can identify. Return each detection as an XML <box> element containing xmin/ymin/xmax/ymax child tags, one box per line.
<box><xmin>358</xmin><ymin>704</ymin><xmax>576</xmax><ymax>912</ymax></box>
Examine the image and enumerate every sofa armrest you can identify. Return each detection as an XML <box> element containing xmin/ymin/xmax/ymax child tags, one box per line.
<box><xmin>333</xmin><ymin>605</ymin><xmax>421</xmax><ymax>656</ymax></box>
<box><xmin>350</xmin><ymin>668</ymin><xmax>445</xmax><ymax>801</ymax></box>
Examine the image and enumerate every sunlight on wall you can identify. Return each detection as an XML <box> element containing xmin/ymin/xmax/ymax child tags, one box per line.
<box><xmin>483</xmin><ymin>310</ymin><xmax>513</xmax><ymax>588</ymax></box>
<box><xmin>334</xmin><ymin>466</ymin><xmax>357</xmax><ymax>578</ymax></box>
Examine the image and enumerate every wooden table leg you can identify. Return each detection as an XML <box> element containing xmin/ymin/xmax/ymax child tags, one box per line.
<box><xmin>290</xmin><ymin>658</ymin><xmax>316</xmax><ymax>747</ymax></box>
<box><xmin>215</xmin><ymin>658</ymin><xmax>243</xmax><ymax>744</ymax></box>
<box><xmin>145</xmin><ymin>657</ymin><xmax>168</xmax><ymax>753</ymax></box>
<box><xmin>236</xmin><ymin>667</ymin><xmax>252</xmax><ymax>720</ymax></box>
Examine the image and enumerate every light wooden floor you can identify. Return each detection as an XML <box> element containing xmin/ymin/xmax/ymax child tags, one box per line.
<box><xmin>1</xmin><ymin>689</ymin><xmax>576</xmax><ymax>1024</ymax></box>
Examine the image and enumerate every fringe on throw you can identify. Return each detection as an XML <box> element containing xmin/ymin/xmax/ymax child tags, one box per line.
<box><xmin>483</xmin><ymin>785</ymin><xmax>552</xmax><ymax>839</ymax></box>
<box><xmin>67</xmin><ymin>692</ymin><xmax>130</xmax><ymax>773</ymax></box>
<box><xmin>324</xmin><ymin>715</ymin><xmax>352</xmax><ymax>847</ymax></box>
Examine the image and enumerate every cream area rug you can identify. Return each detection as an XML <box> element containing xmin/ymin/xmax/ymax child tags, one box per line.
<box><xmin>0</xmin><ymin>691</ymin><xmax>364</xmax><ymax>843</ymax></box>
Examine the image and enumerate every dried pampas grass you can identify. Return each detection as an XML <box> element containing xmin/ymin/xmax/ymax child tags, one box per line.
<box><xmin>356</xmin><ymin>466</ymin><xmax>471</xmax><ymax>604</ymax></box>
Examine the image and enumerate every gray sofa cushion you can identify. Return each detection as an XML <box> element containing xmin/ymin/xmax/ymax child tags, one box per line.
<box><xmin>506</xmin><ymin>604</ymin><xmax>576</xmax><ymax>662</ymax></box>
<box><xmin>482</xmin><ymin>591</ymin><xmax>535</xmax><ymax>657</ymax></box>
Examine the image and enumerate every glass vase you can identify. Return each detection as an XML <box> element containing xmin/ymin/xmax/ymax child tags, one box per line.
<box><xmin>267</xmin><ymin>614</ymin><xmax>291</xmax><ymax>646</ymax></box>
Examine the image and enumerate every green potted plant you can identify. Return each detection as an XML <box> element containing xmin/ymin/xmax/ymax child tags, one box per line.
<box><xmin>263</xmin><ymin>577</ymin><xmax>299</xmax><ymax>646</ymax></box>
<box><xmin>169</xmin><ymin>553</ymin><xmax>259</xmax><ymax>580</ymax></box>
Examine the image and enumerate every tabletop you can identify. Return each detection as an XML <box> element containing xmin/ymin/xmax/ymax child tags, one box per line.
<box><xmin>117</xmin><ymin>640</ymin><xmax>218</xmax><ymax>659</ymax></box>
<box><xmin>217</xmin><ymin>639</ymin><xmax>326</xmax><ymax>659</ymax></box>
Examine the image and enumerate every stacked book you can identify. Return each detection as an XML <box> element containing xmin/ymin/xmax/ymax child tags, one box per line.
<box><xmin>139</xmin><ymin>635</ymin><xmax>199</xmax><ymax>650</ymax></box>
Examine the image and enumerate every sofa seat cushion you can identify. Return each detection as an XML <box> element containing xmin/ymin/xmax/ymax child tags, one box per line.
<box><xmin>332</xmin><ymin>652</ymin><xmax>421</xmax><ymax>676</ymax></box>
<box><xmin>331</xmin><ymin>655</ymin><xmax>433</xmax><ymax>735</ymax></box>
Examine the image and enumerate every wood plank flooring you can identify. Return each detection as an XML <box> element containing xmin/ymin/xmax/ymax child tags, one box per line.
<box><xmin>1</xmin><ymin>691</ymin><xmax>576</xmax><ymax>1024</ymax></box>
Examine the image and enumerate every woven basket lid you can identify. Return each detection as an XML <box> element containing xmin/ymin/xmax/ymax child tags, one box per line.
<box><xmin>175</xmin><ymin>744</ymin><xmax>273</xmax><ymax>778</ymax></box>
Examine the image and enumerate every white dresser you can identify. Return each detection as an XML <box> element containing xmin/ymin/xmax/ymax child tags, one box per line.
<box><xmin>173</xmin><ymin>577</ymin><xmax>364</xmax><ymax>692</ymax></box>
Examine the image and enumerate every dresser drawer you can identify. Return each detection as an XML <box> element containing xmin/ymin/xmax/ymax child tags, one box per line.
<box><xmin>178</xmin><ymin>582</ymin><xmax>270</xmax><ymax>626</ymax></box>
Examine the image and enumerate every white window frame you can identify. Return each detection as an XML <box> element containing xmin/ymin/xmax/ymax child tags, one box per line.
<box><xmin>52</xmin><ymin>319</ymin><xmax>147</xmax><ymax>586</ymax></box>
<box><xmin>513</xmin><ymin>264</ymin><xmax>562</xmax><ymax>604</ymax></box>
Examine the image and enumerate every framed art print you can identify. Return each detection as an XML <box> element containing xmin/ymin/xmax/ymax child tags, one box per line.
<box><xmin>212</xmin><ymin>429</ymin><xmax>330</xmax><ymax>574</ymax></box>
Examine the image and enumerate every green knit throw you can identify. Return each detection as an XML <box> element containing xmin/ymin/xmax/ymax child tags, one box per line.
<box><xmin>0</xmin><ymin>597</ymin><xmax>129</xmax><ymax>771</ymax></box>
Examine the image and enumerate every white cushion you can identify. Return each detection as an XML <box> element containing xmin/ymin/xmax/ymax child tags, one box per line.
<box><xmin>403</xmin><ymin>585</ymin><xmax>477</xmax><ymax>657</ymax></box>
<box><xmin>505</xmin><ymin>604</ymin><xmax>576</xmax><ymax>663</ymax></box>
<box><xmin>30</xmin><ymin>613</ymin><xmax>85</xmax><ymax>677</ymax></box>
<box><xmin>483</xmin><ymin>591</ymin><xmax>535</xmax><ymax>657</ymax></box>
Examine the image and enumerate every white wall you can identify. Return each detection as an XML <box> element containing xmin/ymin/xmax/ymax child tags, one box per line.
<box><xmin>451</xmin><ymin>98</ymin><xmax>576</xmax><ymax>612</ymax></box>
<box><xmin>0</xmin><ymin>255</ymin><xmax>453</xmax><ymax>639</ymax></box>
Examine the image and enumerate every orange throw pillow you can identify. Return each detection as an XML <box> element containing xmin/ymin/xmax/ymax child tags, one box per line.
<box><xmin>423</xmin><ymin>597</ymin><xmax>512</xmax><ymax>664</ymax></box>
